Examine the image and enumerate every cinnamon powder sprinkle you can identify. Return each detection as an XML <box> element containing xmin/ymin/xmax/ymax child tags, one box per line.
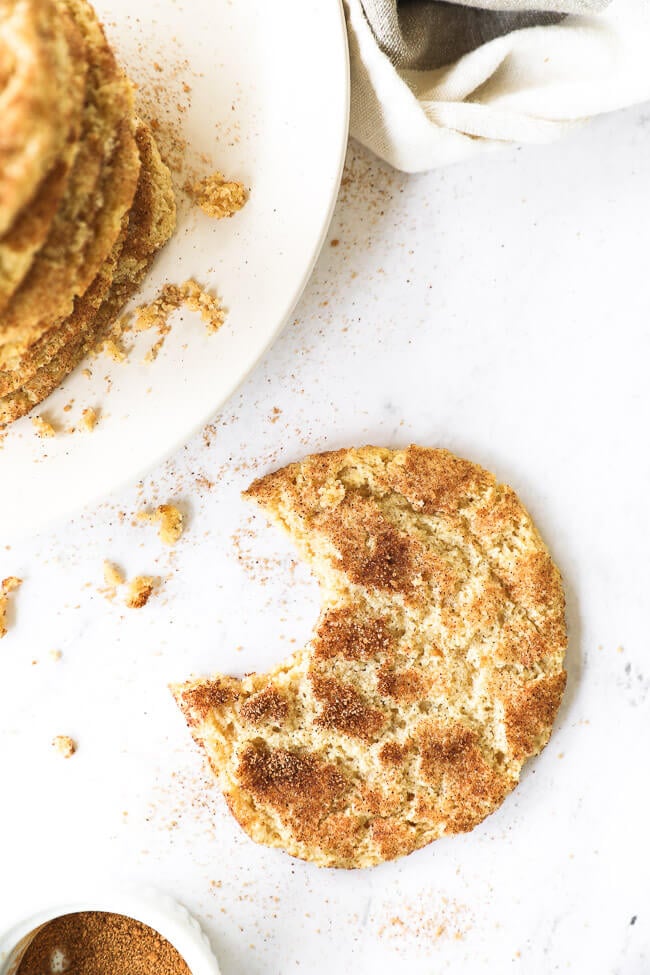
<box><xmin>15</xmin><ymin>911</ymin><xmax>191</xmax><ymax>975</ymax></box>
<box><xmin>186</xmin><ymin>171</ymin><xmax>248</xmax><ymax>219</ymax></box>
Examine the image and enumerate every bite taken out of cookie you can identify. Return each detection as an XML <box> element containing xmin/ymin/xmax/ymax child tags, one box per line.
<box><xmin>173</xmin><ymin>446</ymin><xmax>567</xmax><ymax>869</ymax></box>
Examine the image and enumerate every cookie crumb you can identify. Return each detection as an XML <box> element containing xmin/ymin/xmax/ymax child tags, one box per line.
<box><xmin>32</xmin><ymin>415</ymin><xmax>56</xmax><ymax>437</ymax></box>
<box><xmin>49</xmin><ymin>649</ymin><xmax>63</xmax><ymax>662</ymax></box>
<box><xmin>126</xmin><ymin>576</ymin><xmax>156</xmax><ymax>609</ymax></box>
<box><xmin>186</xmin><ymin>172</ymin><xmax>248</xmax><ymax>219</ymax></box>
<box><xmin>180</xmin><ymin>280</ymin><xmax>226</xmax><ymax>334</ymax></box>
<box><xmin>0</xmin><ymin>576</ymin><xmax>22</xmax><ymax>638</ymax></box>
<box><xmin>81</xmin><ymin>407</ymin><xmax>98</xmax><ymax>431</ymax></box>
<box><xmin>52</xmin><ymin>735</ymin><xmax>76</xmax><ymax>759</ymax></box>
<box><xmin>103</xmin><ymin>561</ymin><xmax>125</xmax><ymax>587</ymax></box>
<box><xmin>138</xmin><ymin>504</ymin><xmax>184</xmax><ymax>545</ymax></box>
<box><xmin>136</xmin><ymin>279</ymin><xmax>225</xmax><ymax>339</ymax></box>
<box><xmin>102</xmin><ymin>338</ymin><xmax>126</xmax><ymax>362</ymax></box>
<box><xmin>144</xmin><ymin>335</ymin><xmax>167</xmax><ymax>363</ymax></box>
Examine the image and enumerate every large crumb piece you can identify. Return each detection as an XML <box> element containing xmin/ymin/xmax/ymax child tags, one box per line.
<box><xmin>52</xmin><ymin>735</ymin><xmax>76</xmax><ymax>759</ymax></box>
<box><xmin>32</xmin><ymin>415</ymin><xmax>56</xmax><ymax>437</ymax></box>
<box><xmin>81</xmin><ymin>408</ymin><xmax>98</xmax><ymax>431</ymax></box>
<box><xmin>0</xmin><ymin>576</ymin><xmax>22</xmax><ymax>638</ymax></box>
<box><xmin>187</xmin><ymin>172</ymin><xmax>248</xmax><ymax>219</ymax></box>
<box><xmin>138</xmin><ymin>503</ymin><xmax>184</xmax><ymax>545</ymax></box>
<box><xmin>126</xmin><ymin>575</ymin><xmax>156</xmax><ymax>609</ymax></box>
<box><xmin>103</xmin><ymin>561</ymin><xmax>125</xmax><ymax>587</ymax></box>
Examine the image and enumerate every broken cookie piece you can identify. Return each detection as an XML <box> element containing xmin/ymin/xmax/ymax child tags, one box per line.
<box><xmin>0</xmin><ymin>576</ymin><xmax>22</xmax><ymax>638</ymax></box>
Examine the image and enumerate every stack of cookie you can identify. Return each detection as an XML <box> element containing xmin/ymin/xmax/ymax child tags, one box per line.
<box><xmin>0</xmin><ymin>0</ymin><xmax>176</xmax><ymax>425</ymax></box>
<box><xmin>174</xmin><ymin>446</ymin><xmax>568</xmax><ymax>868</ymax></box>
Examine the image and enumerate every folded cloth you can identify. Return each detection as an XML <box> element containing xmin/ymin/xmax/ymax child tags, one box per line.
<box><xmin>347</xmin><ymin>0</ymin><xmax>650</xmax><ymax>171</ymax></box>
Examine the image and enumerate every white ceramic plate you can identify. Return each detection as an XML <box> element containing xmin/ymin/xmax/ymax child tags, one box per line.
<box><xmin>0</xmin><ymin>0</ymin><xmax>349</xmax><ymax>541</ymax></box>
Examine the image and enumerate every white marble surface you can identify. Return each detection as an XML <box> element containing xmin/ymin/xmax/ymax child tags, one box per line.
<box><xmin>2</xmin><ymin>104</ymin><xmax>650</xmax><ymax>974</ymax></box>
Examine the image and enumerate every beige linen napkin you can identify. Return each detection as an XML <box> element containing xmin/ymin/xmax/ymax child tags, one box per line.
<box><xmin>347</xmin><ymin>0</ymin><xmax>650</xmax><ymax>171</ymax></box>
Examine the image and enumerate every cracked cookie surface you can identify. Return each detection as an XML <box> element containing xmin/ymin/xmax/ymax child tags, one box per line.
<box><xmin>173</xmin><ymin>446</ymin><xmax>567</xmax><ymax>868</ymax></box>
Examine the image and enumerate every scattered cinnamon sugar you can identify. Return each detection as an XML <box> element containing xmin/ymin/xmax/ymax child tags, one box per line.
<box><xmin>374</xmin><ymin>894</ymin><xmax>473</xmax><ymax>948</ymax></box>
<box><xmin>0</xmin><ymin>576</ymin><xmax>21</xmax><ymax>638</ymax></box>
<box><xmin>32</xmin><ymin>415</ymin><xmax>56</xmax><ymax>437</ymax></box>
<box><xmin>138</xmin><ymin>503</ymin><xmax>184</xmax><ymax>545</ymax></box>
<box><xmin>135</xmin><ymin>64</ymin><xmax>191</xmax><ymax>180</ymax></box>
<box><xmin>52</xmin><ymin>735</ymin><xmax>76</xmax><ymax>759</ymax></box>
<box><xmin>80</xmin><ymin>407</ymin><xmax>98</xmax><ymax>431</ymax></box>
<box><xmin>126</xmin><ymin>575</ymin><xmax>156</xmax><ymax>609</ymax></box>
<box><xmin>186</xmin><ymin>171</ymin><xmax>248</xmax><ymax>219</ymax></box>
<box><xmin>14</xmin><ymin>911</ymin><xmax>191</xmax><ymax>975</ymax></box>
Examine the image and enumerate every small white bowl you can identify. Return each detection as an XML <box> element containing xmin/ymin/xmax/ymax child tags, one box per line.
<box><xmin>0</xmin><ymin>888</ymin><xmax>221</xmax><ymax>975</ymax></box>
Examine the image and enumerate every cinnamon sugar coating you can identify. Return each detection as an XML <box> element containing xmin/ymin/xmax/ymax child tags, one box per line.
<box><xmin>173</xmin><ymin>446</ymin><xmax>567</xmax><ymax>868</ymax></box>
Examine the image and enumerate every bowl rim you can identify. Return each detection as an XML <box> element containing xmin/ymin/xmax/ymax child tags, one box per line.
<box><xmin>0</xmin><ymin>888</ymin><xmax>221</xmax><ymax>975</ymax></box>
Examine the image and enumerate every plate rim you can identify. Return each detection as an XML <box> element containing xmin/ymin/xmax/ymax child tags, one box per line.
<box><xmin>4</xmin><ymin>0</ymin><xmax>351</xmax><ymax>542</ymax></box>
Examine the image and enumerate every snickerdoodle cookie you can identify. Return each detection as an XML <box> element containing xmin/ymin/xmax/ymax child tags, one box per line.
<box><xmin>173</xmin><ymin>446</ymin><xmax>567</xmax><ymax>868</ymax></box>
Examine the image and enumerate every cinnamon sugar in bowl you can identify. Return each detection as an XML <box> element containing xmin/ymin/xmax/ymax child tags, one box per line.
<box><xmin>0</xmin><ymin>891</ymin><xmax>220</xmax><ymax>975</ymax></box>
